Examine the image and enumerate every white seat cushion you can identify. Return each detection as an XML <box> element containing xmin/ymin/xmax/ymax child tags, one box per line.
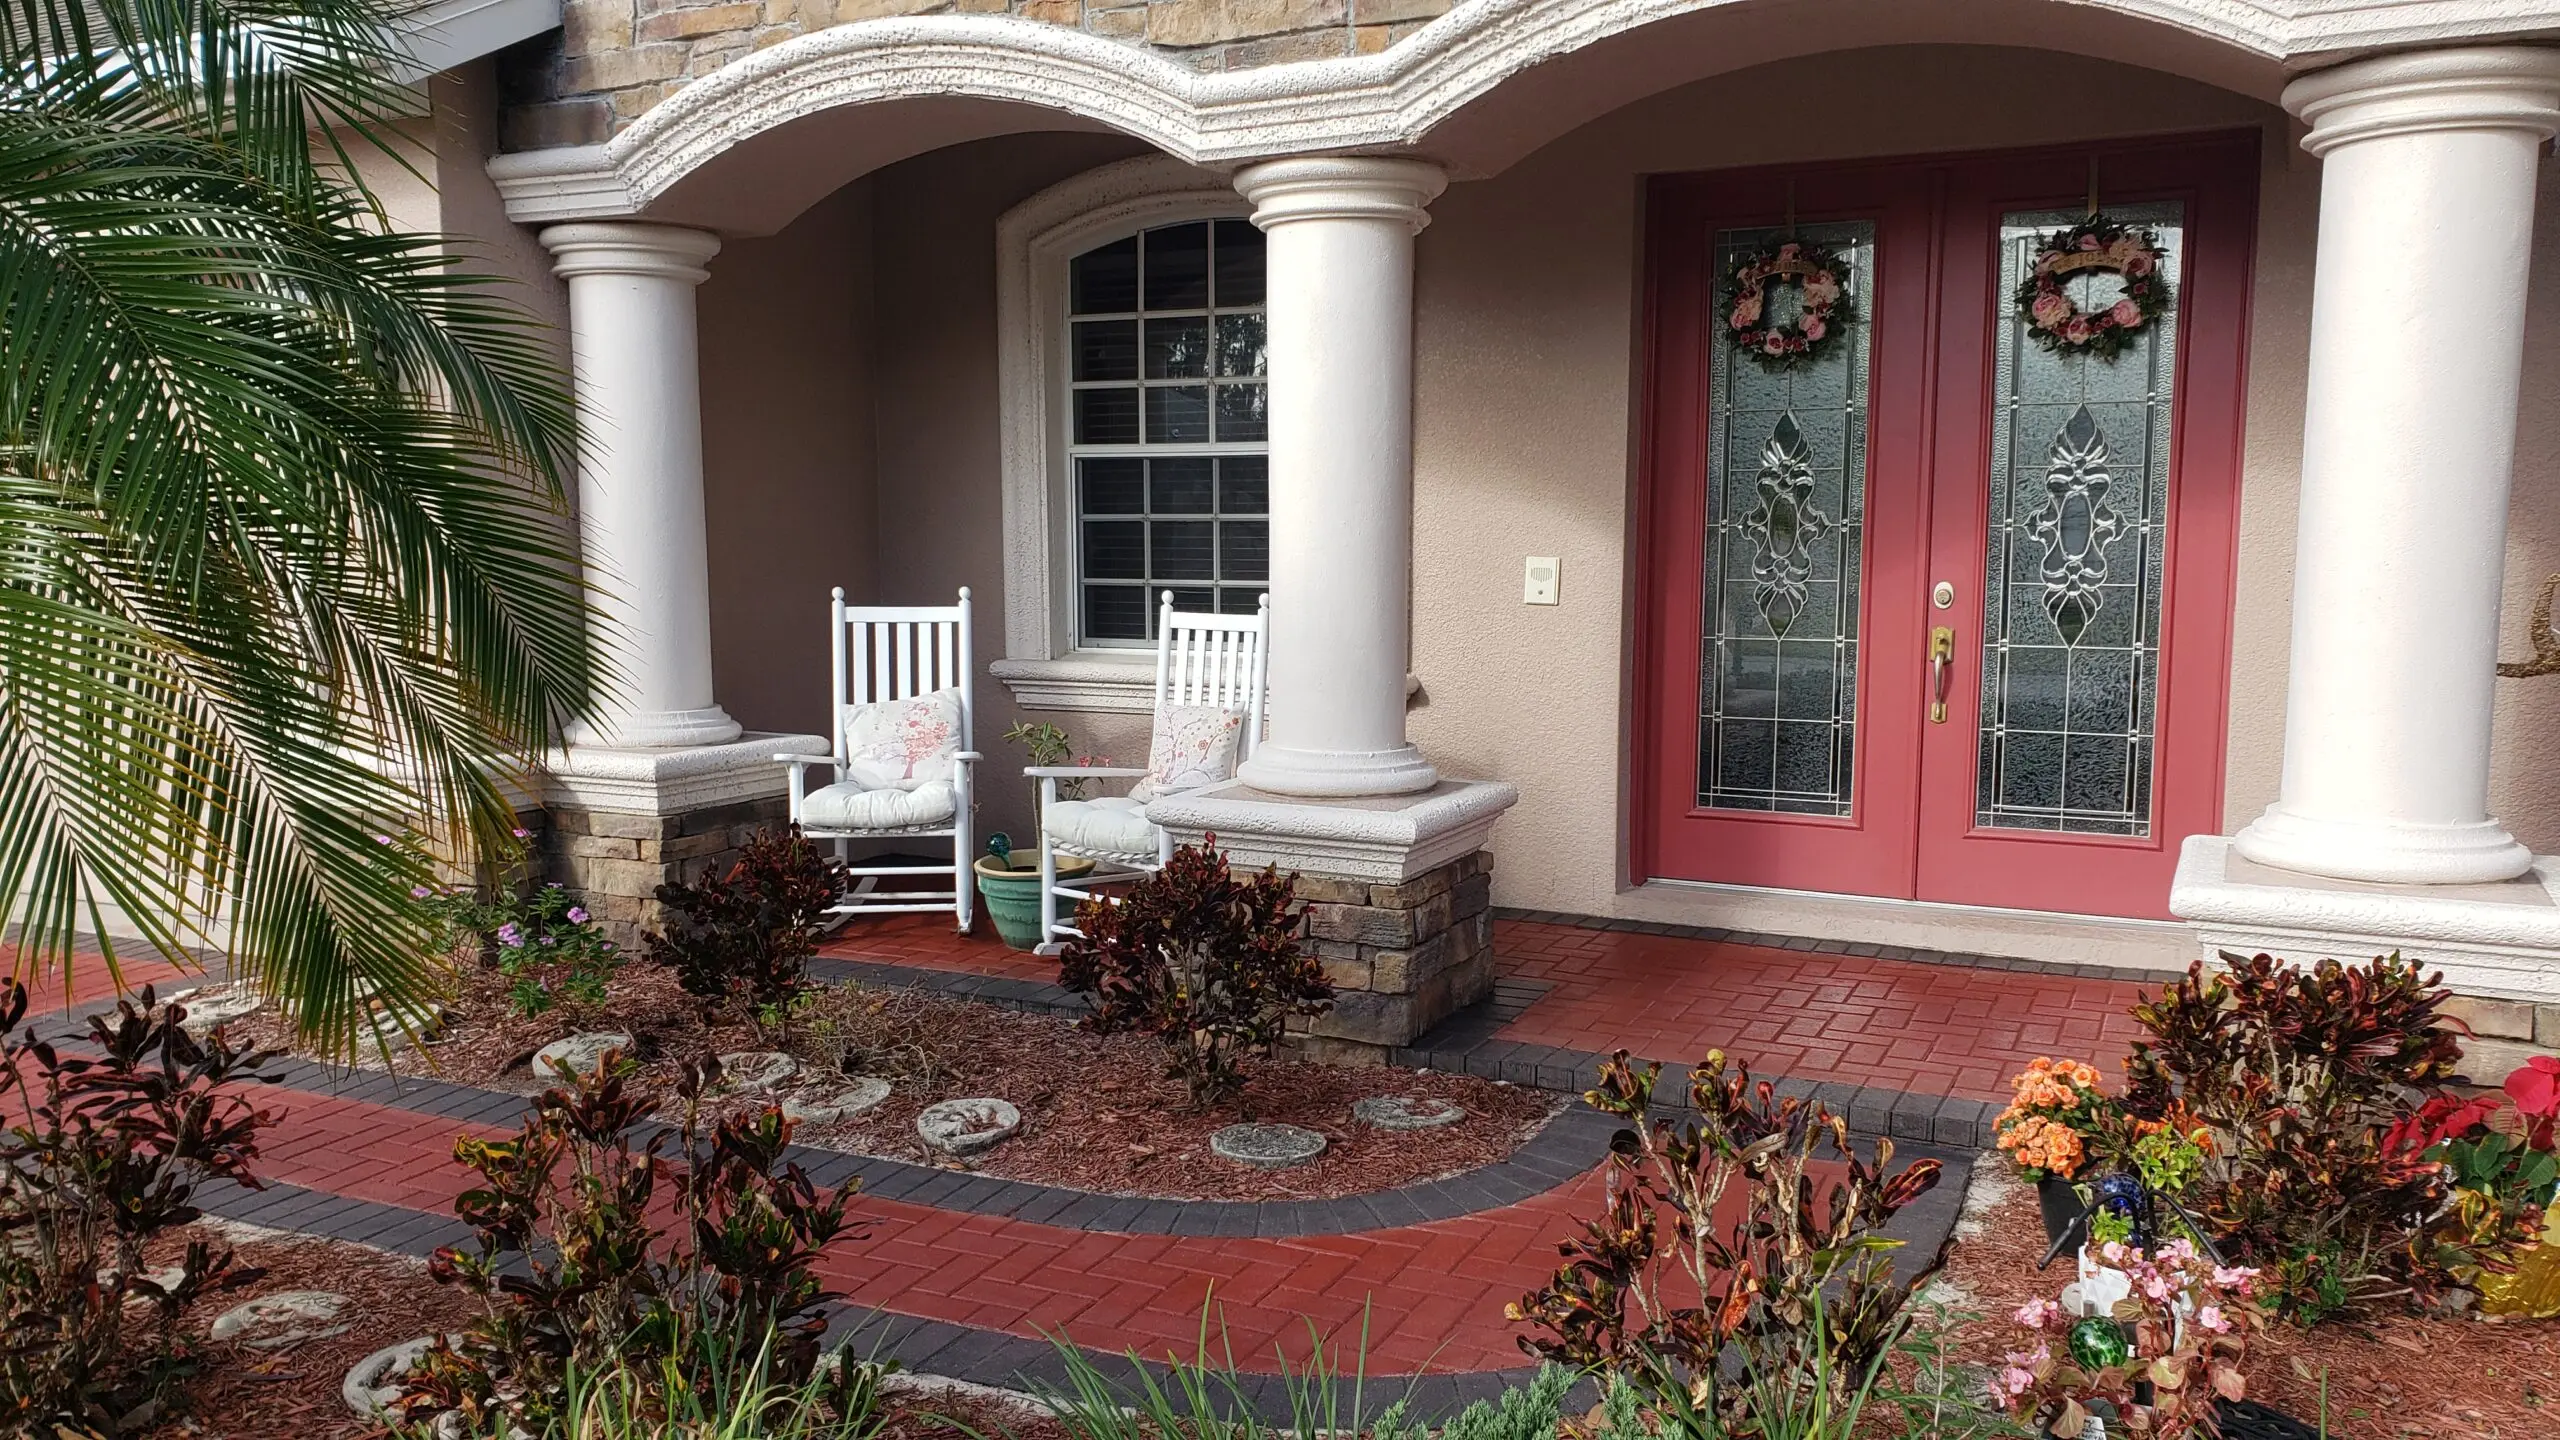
<box><xmin>799</xmin><ymin>779</ymin><xmax>956</xmax><ymax>832</ymax></box>
<box><xmin>1046</xmin><ymin>796</ymin><xmax>1157</xmax><ymax>859</ymax></box>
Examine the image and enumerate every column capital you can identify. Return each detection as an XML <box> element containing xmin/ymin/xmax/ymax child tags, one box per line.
<box><xmin>540</xmin><ymin>221</ymin><xmax>723</xmax><ymax>284</ymax></box>
<box><xmin>2283</xmin><ymin>45</ymin><xmax>2560</xmax><ymax>156</ymax></box>
<box><xmin>1234</xmin><ymin>157</ymin><xmax>1447</xmax><ymax>233</ymax></box>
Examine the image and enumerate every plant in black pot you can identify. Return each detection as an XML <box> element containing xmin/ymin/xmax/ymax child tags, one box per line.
<box><xmin>1994</xmin><ymin>1056</ymin><xmax>2124</xmax><ymax>1251</ymax></box>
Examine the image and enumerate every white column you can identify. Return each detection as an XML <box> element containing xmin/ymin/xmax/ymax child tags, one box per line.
<box><xmin>542</xmin><ymin>222</ymin><xmax>739</xmax><ymax>749</ymax></box>
<box><xmin>2236</xmin><ymin>48</ymin><xmax>2560</xmax><ymax>884</ymax></box>
<box><xmin>1231</xmin><ymin>157</ymin><xmax>1446</xmax><ymax>798</ymax></box>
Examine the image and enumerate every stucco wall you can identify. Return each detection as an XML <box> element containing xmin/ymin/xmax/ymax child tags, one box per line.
<box><xmin>680</xmin><ymin>41</ymin><xmax>2560</xmax><ymax>934</ymax></box>
<box><xmin>699</xmin><ymin>181</ymin><xmax>880</xmax><ymax>736</ymax></box>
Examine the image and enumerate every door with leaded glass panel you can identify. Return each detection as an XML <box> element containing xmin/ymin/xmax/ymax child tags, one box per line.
<box><xmin>1637</xmin><ymin>137</ymin><xmax>2255</xmax><ymax>919</ymax></box>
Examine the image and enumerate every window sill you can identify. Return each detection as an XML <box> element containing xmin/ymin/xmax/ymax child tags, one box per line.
<box><xmin>990</xmin><ymin>655</ymin><xmax>1422</xmax><ymax>715</ymax></box>
<box><xmin>988</xmin><ymin>655</ymin><xmax>1160</xmax><ymax>713</ymax></box>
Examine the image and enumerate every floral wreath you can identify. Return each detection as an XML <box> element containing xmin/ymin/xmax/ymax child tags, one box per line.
<box><xmin>2015</xmin><ymin>214</ymin><xmax>2173</xmax><ymax>362</ymax></box>
<box><xmin>1721</xmin><ymin>239</ymin><xmax>1857</xmax><ymax>371</ymax></box>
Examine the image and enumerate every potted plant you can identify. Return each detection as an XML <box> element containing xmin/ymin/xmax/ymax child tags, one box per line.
<box><xmin>1996</xmin><ymin>1056</ymin><xmax>2120</xmax><ymax>1247</ymax></box>
<box><xmin>975</xmin><ymin>721</ymin><xmax>1099</xmax><ymax>949</ymax></box>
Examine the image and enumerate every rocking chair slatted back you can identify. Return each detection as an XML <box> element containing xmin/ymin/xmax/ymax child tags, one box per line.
<box><xmin>1152</xmin><ymin>590</ymin><xmax>1269</xmax><ymax>761</ymax></box>
<box><xmin>831</xmin><ymin>587</ymin><xmax>974</xmax><ymax>761</ymax></box>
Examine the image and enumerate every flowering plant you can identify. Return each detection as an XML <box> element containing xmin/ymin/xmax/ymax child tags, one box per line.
<box><xmin>2014</xmin><ymin>215</ymin><xmax>2174</xmax><ymax>362</ymax></box>
<box><xmin>423</xmin><ymin>880</ymin><xmax>620</xmax><ymax>1018</ymax></box>
<box><xmin>1720</xmin><ymin>238</ymin><xmax>1858</xmax><ymax>371</ymax></box>
<box><xmin>1990</xmin><ymin>1239</ymin><xmax>2258</xmax><ymax>1439</ymax></box>
<box><xmin>1996</xmin><ymin>1056</ymin><xmax>2121</xmax><ymax>1181</ymax></box>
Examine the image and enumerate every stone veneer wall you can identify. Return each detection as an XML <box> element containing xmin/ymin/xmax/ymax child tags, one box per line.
<box><xmin>500</xmin><ymin>0</ymin><xmax>1455</xmax><ymax>149</ymax></box>
<box><xmin>2445</xmin><ymin>995</ymin><xmax>2560</xmax><ymax>1085</ymax></box>
<box><xmin>538</xmin><ymin>795</ymin><xmax>790</xmax><ymax>951</ymax></box>
<box><xmin>1292</xmin><ymin>850</ymin><xmax>1493</xmax><ymax>1063</ymax></box>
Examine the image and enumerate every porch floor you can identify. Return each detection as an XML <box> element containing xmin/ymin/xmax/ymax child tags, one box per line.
<box><xmin>815</xmin><ymin>910</ymin><xmax>2161</xmax><ymax>1110</ymax></box>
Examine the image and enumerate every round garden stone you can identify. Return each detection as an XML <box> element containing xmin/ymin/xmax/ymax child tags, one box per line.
<box><xmin>717</xmin><ymin>1050</ymin><xmax>799</xmax><ymax>1091</ymax></box>
<box><xmin>171</xmin><ymin>985</ymin><xmax>266</xmax><ymax>1028</ymax></box>
<box><xmin>784</xmin><ymin>1077</ymin><xmax>891</xmax><ymax>1125</ymax></box>
<box><xmin>917</xmin><ymin>1097</ymin><xmax>1021</xmax><ymax>1156</ymax></box>
<box><xmin>344</xmin><ymin>1333</ymin><xmax>460</xmax><ymax>1418</ymax></box>
<box><xmin>1211</xmin><ymin>1122</ymin><xmax>1329</xmax><ymax>1170</ymax></box>
<box><xmin>1353</xmin><ymin>1095</ymin><xmax>1465</xmax><ymax>1131</ymax></box>
<box><xmin>531</xmin><ymin>1031</ymin><xmax>631</xmax><ymax>1080</ymax></box>
<box><xmin>211</xmin><ymin>1289</ymin><xmax>352</xmax><ymax>1349</ymax></box>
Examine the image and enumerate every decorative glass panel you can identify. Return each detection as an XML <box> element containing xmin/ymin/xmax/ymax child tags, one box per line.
<box><xmin>1975</xmin><ymin>203</ymin><xmax>2182</xmax><ymax>835</ymax></box>
<box><xmin>1066</xmin><ymin>219</ymin><xmax>1269</xmax><ymax>644</ymax></box>
<box><xmin>1698</xmin><ymin>221</ymin><xmax>1873</xmax><ymax>816</ymax></box>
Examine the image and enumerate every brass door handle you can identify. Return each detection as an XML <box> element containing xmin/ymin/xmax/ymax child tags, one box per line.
<box><xmin>1928</xmin><ymin>626</ymin><xmax>1955</xmax><ymax>723</ymax></box>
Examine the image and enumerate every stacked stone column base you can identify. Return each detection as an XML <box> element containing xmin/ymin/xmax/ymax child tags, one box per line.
<box><xmin>1292</xmin><ymin>852</ymin><xmax>1495</xmax><ymax>1064</ymax></box>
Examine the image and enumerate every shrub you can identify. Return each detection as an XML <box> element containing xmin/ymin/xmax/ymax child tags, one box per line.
<box><xmin>1990</xmin><ymin>1240</ymin><xmax>2260</xmax><ymax>1439</ymax></box>
<box><xmin>1506</xmin><ymin>1050</ymin><xmax>1944</xmax><ymax>1436</ymax></box>
<box><xmin>649</xmin><ymin>827</ymin><xmax>848</xmax><ymax>1031</ymax></box>
<box><xmin>1056</xmin><ymin>839</ymin><xmax>1330</xmax><ymax>1110</ymax></box>
<box><xmin>406</xmin><ymin>1052</ymin><xmax>857</xmax><ymax>1430</ymax></box>
<box><xmin>2392</xmin><ymin>1059</ymin><xmax>2560</xmax><ymax>1294</ymax></box>
<box><xmin>426</xmin><ymin>880</ymin><xmax>621</xmax><ymax>1017</ymax></box>
<box><xmin>0</xmin><ymin>982</ymin><xmax>277</xmax><ymax>1434</ymax></box>
<box><xmin>2122</xmin><ymin>950</ymin><xmax>2464</xmax><ymax>1320</ymax></box>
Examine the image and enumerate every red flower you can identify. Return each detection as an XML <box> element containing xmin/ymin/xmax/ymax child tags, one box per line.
<box><xmin>2510</xmin><ymin>1054</ymin><xmax>2559</xmax><ymax>1116</ymax></box>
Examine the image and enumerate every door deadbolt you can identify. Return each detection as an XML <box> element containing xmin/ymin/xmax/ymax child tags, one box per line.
<box><xmin>1932</xmin><ymin>581</ymin><xmax>1955</xmax><ymax>610</ymax></box>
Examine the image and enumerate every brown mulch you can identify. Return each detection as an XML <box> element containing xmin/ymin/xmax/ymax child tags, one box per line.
<box><xmin>131</xmin><ymin>1222</ymin><xmax>476</xmax><ymax>1440</ymax></box>
<box><xmin>205</xmin><ymin>965</ymin><xmax>1561</xmax><ymax>1204</ymax></box>
<box><xmin>1933</xmin><ymin>1159</ymin><xmax>2560</xmax><ymax>1440</ymax></box>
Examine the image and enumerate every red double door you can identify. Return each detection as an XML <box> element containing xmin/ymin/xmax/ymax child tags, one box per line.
<box><xmin>1633</xmin><ymin>135</ymin><xmax>2256</xmax><ymax>919</ymax></box>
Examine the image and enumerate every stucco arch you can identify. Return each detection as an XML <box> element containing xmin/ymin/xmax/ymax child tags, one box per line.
<box><xmin>489</xmin><ymin>0</ymin><xmax>2549</xmax><ymax>233</ymax></box>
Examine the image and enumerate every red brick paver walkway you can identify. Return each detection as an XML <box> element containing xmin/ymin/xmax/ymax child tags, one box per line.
<box><xmin>822</xmin><ymin>914</ymin><xmax>2155</xmax><ymax>1104</ymax></box>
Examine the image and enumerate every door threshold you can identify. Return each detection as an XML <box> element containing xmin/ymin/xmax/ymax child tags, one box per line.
<box><xmin>1592</xmin><ymin>878</ymin><xmax>2195</xmax><ymax>976</ymax></box>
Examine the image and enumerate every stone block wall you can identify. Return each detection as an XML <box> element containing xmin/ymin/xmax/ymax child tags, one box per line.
<box><xmin>2442</xmin><ymin>993</ymin><xmax>2560</xmax><ymax>1086</ymax></box>
<box><xmin>1289</xmin><ymin>850</ymin><xmax>1494</xmax><ymax>1063</ymax></box>
<box><xmin>498</xmin><ymin>0</ymin><xmax>1455</xmax><ymax>149</ymax></box>
<box><xmin>538</xmin><ymin>794</ymin><xmax>790</xmax><ymax>950</ymax></box>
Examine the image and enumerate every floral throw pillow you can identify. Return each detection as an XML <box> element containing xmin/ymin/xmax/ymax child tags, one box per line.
<box><xmin>1145</xmin><ymin>704</ymin><xmax>1245</xmax><ymax>794</ymax></box>
<box><xmin>843</xmin><ymin>687</ymin><xmax>963</xmax><ymax>791</ymax></box>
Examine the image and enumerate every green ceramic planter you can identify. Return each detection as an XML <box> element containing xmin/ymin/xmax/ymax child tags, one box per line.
<box><xmin>974</xmin><ymin>853</ymin><xmax>1094</xmax><ymax>951</ymax></box>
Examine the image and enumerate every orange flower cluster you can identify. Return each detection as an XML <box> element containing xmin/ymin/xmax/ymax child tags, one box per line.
<box><xmin>1994</xmin><ymin>1056</ymin><xmax>2109</xmax><ymax>1179</ymax></box>
<box><xmin>2000</xmin><ymin>1114</ymin><xmax>2087</xmax><ymax>1178</ymax></box>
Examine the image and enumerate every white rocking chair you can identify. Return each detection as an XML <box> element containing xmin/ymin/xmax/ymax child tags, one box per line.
<box><xmin>1033</xmin><ymin>590</ymin><xmax>1269</xmax><ymax>950</ymax></box>
<box><xmin>778</xmin><ymin>587</ymin><xmax>980</xmax><ymax>932</ymax></box>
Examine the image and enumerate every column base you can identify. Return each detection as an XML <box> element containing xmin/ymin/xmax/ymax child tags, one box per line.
<box><xmin>1235</xmin><ymin>742</ymin><xmax>1438</xmax><ymax>798</ymax></box>
<box><xmin>2231</xmin><ymin>803</ymin><xmax>2533</xmax><ymax>885</ymax></box>
<box><xmin>2171</xmin><ymin>835</ymin><xmax>2560</xmax><ymax>1079</ymax></box>
<box><xmin>1145</xmin><ymin>779</ymin><xmax>1518</xmax><ymax>1060</ymax></box>
<box><xmin>567</xmin><ymin>705</ymin><xmax>743</xmax><ymax>750</ymax></box>
<box><xmin>536</xmin><ymin>732</ymin><xmax>823</xmax><ymax>948</ymax></box>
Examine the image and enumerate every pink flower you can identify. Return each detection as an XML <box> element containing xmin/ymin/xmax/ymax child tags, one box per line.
<box><xmin>2196</xmin><ymin>1305</ymin><xmax>2230</xmax><ymax>1334</ymax></box>
<box><xmin>1994</xmin><ymin>1367</ymin><xmax>2036</xmax><ymax>1401</ymax></box>
<box><xmin>1764</xmin><ymin>335</ymin><xmax>1788</xmax><ymax>355</ymax></box>
<box><xmin>2213</xmin><ymin>1265</ymin><xmax>2258</xmax><ymax>1293</ymax></box>
<box><xmin>2109</xmin><ymin>298</ymin><xmax>2143</xmax><ymax>327</ymax></box>
<box><xmin>410</xmin><ymin>886</ymin><xmax>432</xmax><ymax>899</ymax></box>
<box><xmin>1729</xmin><ymin>294</ymin><xmax>1763</xmax><ymax>328</ymax></box>
<box><xmin>2099</xmin><ymin>1240</ymin><xmax>2130</xmax><ymax>1267</ymax></box>
<box><xmin>2140</xmin><ymin>1272</ymin><xmax>2175</xmax><ymax>1301</ymax></box>
<box><xmin>2015</xmin><ymin>1298</ymin><xmax>2064</xmax><ymax>1329</ymax></box>
<box><xmin>2125</xmin><ymin>252</ymin><xmax>2154</xmax><ymax>277</ymax></box>
<box><xmin>1801</xmin><ymin>317</ymin><xmax>1827</xmax><ymax>342</ymax></box>
<box><xmin>512</xmin><ymin>827</ymin><xmax>531</xmax><ymax>840</ymax></box>
<box><xmin>2078</xmin><ymin>233</ymin><xmax>2103</xmax><ymax>251</ymax></box>
<box><xmin>1776</xmin><ymin>242</ymin><xmax>1802</xmax><ymax>261</ymax></box>
<box><xmin>2031</xmin><ymin>293</ymin><xmax>2073</xmax><ymax>328</ymax></box>
<box><xmin>566</xmin><ymin>906</ymin><xmax>588</xmax><ymax>925</ymax></box>
<box><xmin>2063</xmin><ymin>317</ymin><xmax>2094</xmax><ymax>343</ymax></box>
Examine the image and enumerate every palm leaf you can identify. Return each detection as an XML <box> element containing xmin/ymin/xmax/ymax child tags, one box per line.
<box><xmin>0</xmin><ymin>0</ymin><xmax>606</xmax><ymax>1053</ymax></box>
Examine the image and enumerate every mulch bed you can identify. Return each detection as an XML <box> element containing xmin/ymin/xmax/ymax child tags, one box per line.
<box><xmin>200</xmin><ymin>963</ymin><xmax>1560</xmax><ymax>1204</ymax></box>
<box><xmin>1933</xmin><ymin>1158</ymin><xmax>2560</xmax><ymax>1440</ymax></box>
<box><xmin>129</xmin><ymin>1221</ymin><xmax>1065</xmax><ymax>1440</ymax></box>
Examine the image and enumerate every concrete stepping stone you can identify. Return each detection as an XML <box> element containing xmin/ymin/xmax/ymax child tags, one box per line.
<box><xmin>1353</xmin><ymin>1095</ymin><xmax>1465</xmax><ymax>1131</ymax></box>
<box><xmin>344</xmin><ymin>1333</ymin><xmax>461</xmax><ymax>1418</ymax></box>
<box><xmin>716</xmin><ymin>1050</ymin><xmax>798</xmax><ymax>1091</ymax></box>
<box><xmin>169</xmin><ymin>985</ymin><xmax>266</xmax><ymax>1028</ymax></box>
<box><xmin>917</xmin><ymin>1097</ymin><xmax>1021</xmax><ymax>1156</ymax></box>
<box><xmin>784</xmin><ymin>1077</ymin><xmax>891</xmax><ymax>1125</ymax></box>
<box><xmin>1212</xmin><ymin>1122</ymin><xmax>1328</xmax><ymax>1169</ymax></box>
<box><xmin>211</xmin><ymin>1289</ymin><xmax>352</xmax><ymax>1349</ymax></box>
<box><xmin>531</xmin><ymin>1031</ymin><xmax>630</xmax><ymax>1080</ymax></box>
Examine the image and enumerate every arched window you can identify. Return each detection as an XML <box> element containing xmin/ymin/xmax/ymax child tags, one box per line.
<box><xmin>1063</xmin><ymin>218</ymin><xmax>1269</xmax><ymax>645</ymax></box>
